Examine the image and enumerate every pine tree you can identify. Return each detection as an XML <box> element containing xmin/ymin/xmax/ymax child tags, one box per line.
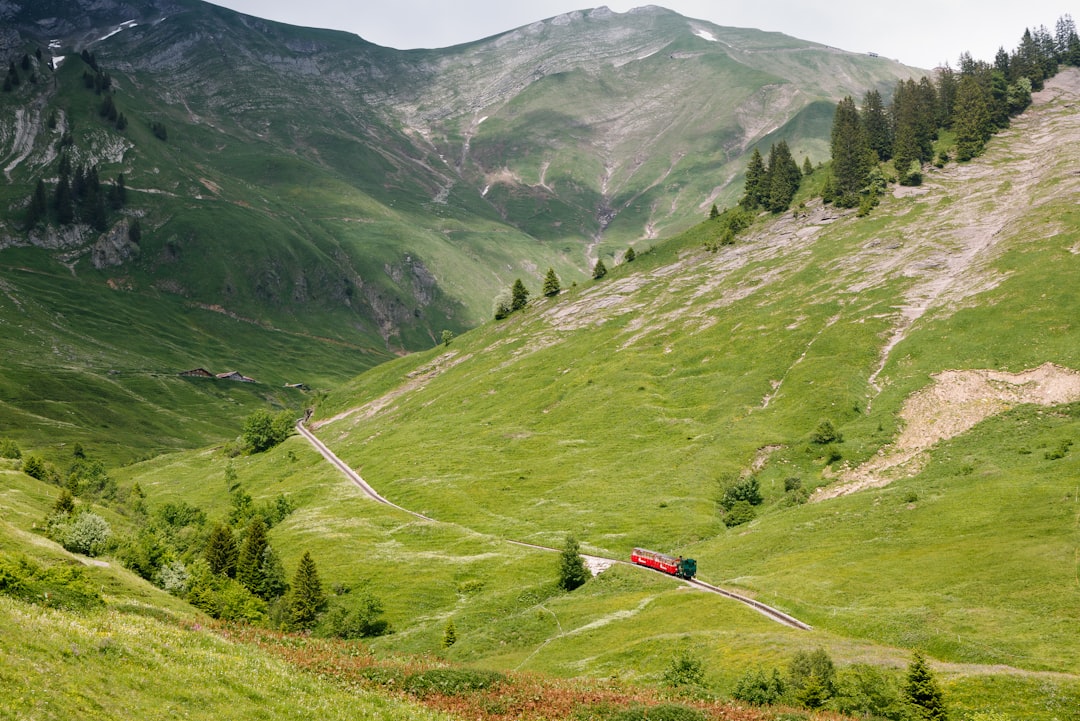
<box><xmin>740</xmin><ymin>147</ymin><xmax>766</xmax><ymax>209</ymax></box>
<box><xmin>257</xmin><ymin>545</ymin><xmax>289</xmax><ymax>600</ymax></box>
<box><xmin>765</xmin><ymin>140</ymin><xmax>800</xmax><ymax>212</ymax></box>
<box><xmin>830</xmin><ymin>96</ymin><xmax>871</xmax><ymax>206</ymax></box>
<box><xmin>129</xmin><ymin>218</ymin><xmax>142</xmax><ymax>245</ymax></box>
<box><xmin>954</xmin><ymin>75</ymin><xmax>992</xmax><ymax>161</ymax></box>
<box><xmin>623</xmin><ymin>247</ymin><xmax>635</xmax><ymax>263</ymax></box>
<box><xmin>510</xmin><ymin>278</ymin><xmax>530</xmax><ymax>311</ymax></box>
<box><xmin>204</xmin><ymin>524</ymin><xmax>239</xmax><ymax>577</ymax></box>
<box><xmin>236</xmin><ymin>517</ymin><xmax>269</xmax><ymax>594</ymax></box>
<box><xmin>709</xmin><ymin>203</ymin><xmax>719</xmax><ymax>219</ymax></box>
<box><xmin>54</xmin><ymin>175</ymin><xmax>74</xmax><ymax>225</ymax></box>
<box><xmin>542</xmin><ymin>267</ymin><xmax>561</xmax><ymax>297</ymax></box>
<box><xmin>935</xmin><ymin>64</ymin><xmax>958</xmax><ymax>128</ymax></box>
<box><xmin>802</xmin><ymin>156</ymin><xmax>814</xmax><ymax>176</ymax></box>
<box><xmin>442</xmin><ymin>619</ymin><xmax>457</xmax><ymax>648</ymax></box>
<box><xmin>287</xmin><ymin>551</ymin><xmax>326</xmax><ymax>630</ymax></box>
<box><xmin>26</xmin><ymin>179</ymin><xmax>48</xmax><ymax>229</ymax></box>
<box><xmin>903</xmin><ymin>652</ymin><xmax>947</xmax><ymax>721</ymax></box>
<box><xmin>861</xmin><ymin>89</ymin><xmax>892</xmax><ymax>161</ymax></box>
<box><xmin>557</xmin><ymin>534</ymin><xmax>589</xmax><ymax>591</ymax></box>
<box><xmin>592</xmin><ymin>259</ymin><xmax>607</xmax><ymax>280</ymax></box>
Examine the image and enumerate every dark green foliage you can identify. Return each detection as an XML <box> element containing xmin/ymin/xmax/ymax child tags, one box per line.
<box><xmin>954</xmin><ymin>75</ymin><xmax>993</xmax><ymax>161</ymax></box>
<box><xmin>21</xmin><ymin>454</ymin><xmax>47</xmax><ymax>480</ymax></box>
<box><xmin>831</xmin><ymin>664</ymin><xmax>907</xmax><ymax>720</ymax></box>
<box><xmin>442</xmin><ymin>619</ymin><xmax>457</xmax><ymax>648</ymax></box>
<box><xmin>723</xmin><ymin>500</ymin><xmax>756</xmax><ymax>527</ymax></box>
<box><xmin>623</xmin><ymin>247</ymin><xmax>636</xmax><ymax>263</ymax></box>
<box><xmin>204</xmin><ymin>523</ymin><xmax>239</xmax><ymax>577</ymax></box>
<box><xmin>317</xmin><ymin>593</ymin><xmax>389</xmax><ymax>639</ymax></box>
<box><xmin>128</xmin><ymin>218</ymin><xmax>142</xmax><ymax>244</ymax></box>
<box><xmin>557</xmin><ymin>534</ymin><xmax>589</xmax><ymax>592</ymax></box>
<box><xmin>403</xmin><ymin>668</ymin><xmax>504</xmax><ymax>697</ymax></box>
<box><xmin>150</xmin><ymin>121</ymin><xmax>168</xmax><ymax>141</ymax></box>
<box><xmin>830</xmin><ymin>96</ymin><xmax>871</xmax><ymax>206</ymax></box>
<box><xmin>115</xmin><ymin>112</ymin><xmax>128</xmax><ymax>131</ymax></box>
<box><xmin>936</xmin><ymin>64</ymin><xmax>958</xmax><ymax>127</ymax></box>
<box><xmin>1045</xmin><ymin>439</ymin><xmax>1072</xmax><ymax>460</ymax></box>
<box><xmin>718</xmin><ymin>475</ymin><xmax>763</xmax><ymax>510</ymax></box>
<box><xmin>511</xmin><ymin>278</ymin><xmax>530</xmax><ymax>311</ymax></box>
<box><xmin>242</xmin><ymin>408</ymin><xmax>294</xmax><ymax>453</ymax></box>
<box><xmin>0</xmin><ymin>554</ymin><xmax>104</xmax><ymax>611</ymax></box>
<box><xmin>54</xmin><ymin>174</ymin><xmax>74</xmax><ymax>225</ymax></box>
<box><xmin>708</xmin><ymin>203</ymin><xmax>719</xmax><ymax>219</ymax></box>
<box><xmin>109</xmin><ymin>173</ymin><xmax>126</xmax><ymax>210</ymax></box>
<box><xmin>25</xmin><ymin>180</ymin><xmax>48</xmax><ymax>229</ymax></box>
<box><xmin>802</xmin><ymin>155</ymin><xmax>814</xmax><ymax>176</ymax></box>
<box><xmin>810</xmin><ymin>419</ymin><xmax>842</xmax><ymax>444</ymax></box>
<box><xmin>765</xmin><ymin>140</ymin><xmax>802</xmax><ymax>212</ymax></box>
<box><xmin>732</xmin><ymin>667</ymin><xmax>785</xmax><ymax>705</ymax></box>
<box><xmin>861</xmin><ymin>89</ymin><xmax>892</xmax><ymax>161</ymax></box>
<box><xmin>740</xmin><ymin>147</ymin><xmax>766</xmax><ymax>209</ymax></box>
<box><xmin>287</xmin><ymin>551</ymin><xmax>326</xmax><ymax>630</ymax></box>
<box><xmin>440</xmin><ymin>329</ymin><xmax>454</xmax><ymax>346</ymax></box>
<box><xmin>662</xmin><ymin>650</ymin><xmax>705</xmax><ymax>688</ymax></box>
<box><xmin>592</xmin><ymin>259</ymin><xmax>607</xmax><ymax>280</ymax></box>
<box><xmin>542</xmin><ymin>267</ymin><xmax>561</xmax><ymax>296</ymax></box>
<box><xmin>256</xmin><ymin>545</ymin><xmax>289</xmax><ymax>600</ymax></box>
<box><xmin>787</xmin><ymin>648</ymin><xmax>837</xmax><ymax>708</ymax></box>
<box><xmin>704</xmin><ymin>206</ymin><xmax>754</xmax><ymax>250</ymax></box>
<box><xmin>903</xmin><ymin>652</ymin><xmax>947</xmax><ymax>721</ymax></box>
<box><xmin>99</xmin><ymin>94</ymin><xmax>117</xmax><ymax>121</ymax></box>
<box><xmin>52</xmin><ymin>488</ymin><xmax>76</xmax><ymax>516</ymax></box>
<box><xmin>236</xmin><ymin>517</ymin><xmax>269</xmax><ymax>594</ymax></box>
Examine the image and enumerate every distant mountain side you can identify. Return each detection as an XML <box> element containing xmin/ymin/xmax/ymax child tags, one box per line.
<box><xmin>0</xmin><ymin>1</ymin><xmax>922</xmax><ymax>355</ymax></box>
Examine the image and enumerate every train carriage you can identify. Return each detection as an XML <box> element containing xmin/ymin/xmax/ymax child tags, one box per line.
<box><xmin>631</xmin><ymin>547</ymin><xmax>696</xmax><ymax>579</ymax></box>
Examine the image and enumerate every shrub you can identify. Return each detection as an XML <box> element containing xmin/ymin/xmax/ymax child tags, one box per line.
<box><xmin>784</xmin><ymin>477</ymin><xmax>802</xmax><ymax>493</ymax></box>
<box><xmin>718</xmin><ymin>475</ymin><xmax>763</xmax><ymax>510</ymax></box>
<box><xmin>663</xmin><ymin>651</ymin><xmax>705</xmax><ymax>688</ymax></box>
<box><xmin>724</xmin><ymin>500</ymin><xmax>756</xmax><ymax>527</ymax></box>
<box><xmin>732</xmin><ymin>667</ymin><xmax>785</xmax><ymax>705</ymax></box>
<box><xmin>787</xmin><ymin>648</ymin><xmax>836</xmax><ymax>706</ymax></box>
<box><xmin>55</xmin><ymin>511</ymin><xmax>112</xmax><ymax>557</ymax></box>
<box><xmin>558</xmin><ymin>534</ymin><xmax>589</xmax><ymax>592</ymax></box>
<box><xmin>403</xmin><ymin>668</ymin><xmax>504</xmax><ymax>696</ymax></box>
<box><xmin>242</xmin><ymin>409</ymin><xmax>294</xmax><ymax>453</ymax></box>
<box><xmin>21</xmin><ymin>454</ymin><xmax>47</xmax><ymax>480</ymax></box>
<box><xmin>317</xmin><ymin>594</ymin><xmax>390</xmax><ymax>639</ymax></box>
<box><xmin>0</xmin><ymin>439</ymin><xmax>21</xmax><ymax>459</ymax></box>
<box><xmin>810</xmin><ymin>419</ymin><xmax>842</xmax><ymax>444</ymax></box>
<box><xmin>442</xmin><ymin>619</ymin><xmax>457</xmax><ymax>648</ymax></box>
<box><xmin>0</xmin><ymin>554</ymin><xmax>104</xmax><ymax>611</ymax></box>
<box><xmin>1045</xmin><ymin>439</ymin><xmax>1072</xmax><ymax>460</ymax></box>
<box><xmin>830</xmin><ymin>664</ymin><xmax>906</xmax><ymax>719</ymax></box>
<box><xmin>612</xmin><ymin>705</ymin><xmax>706</xmax><ymax>721</ymax></box>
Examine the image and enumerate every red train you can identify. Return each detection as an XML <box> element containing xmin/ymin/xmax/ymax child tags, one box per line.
<box><xmin>631</xmin><ymin>547</ymin><xmax>697</xmax><ymax>579</ymax></box>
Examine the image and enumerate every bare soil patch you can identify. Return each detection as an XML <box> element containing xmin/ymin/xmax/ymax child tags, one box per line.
<box><xmin>814</xmin><ymin>363</ymin><xmax>1080</xmax><ymax>501</ymax></box>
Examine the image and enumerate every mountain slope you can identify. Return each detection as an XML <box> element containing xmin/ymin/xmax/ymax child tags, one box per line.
<box><xmin>305</xmin><ymin>68</ymin><xmax>1080</xmax><ymax>687</ymax></box>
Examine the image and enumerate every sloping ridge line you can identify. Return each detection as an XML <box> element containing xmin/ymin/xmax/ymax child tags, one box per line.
<box><xmin>297</xmin><ymin>421</ymin><xmax>811</xmax><ymax>631</ymax></box>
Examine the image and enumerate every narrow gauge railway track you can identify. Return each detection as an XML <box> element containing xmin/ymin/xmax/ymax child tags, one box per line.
<box><xmin>298</xmin><ymin>421</ymin><xmax>812</xmax><ymax>631</ymax></box>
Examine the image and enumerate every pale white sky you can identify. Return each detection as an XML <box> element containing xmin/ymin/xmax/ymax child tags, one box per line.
<box><xmin>207</xmin><ymin>1</ymin><xmax>1072</xmax><ymax>69</ymax></box>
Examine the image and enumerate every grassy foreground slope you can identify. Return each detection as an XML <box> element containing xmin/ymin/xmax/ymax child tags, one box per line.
<box><xmin>300</xmin><ymin>69</ymin><xmax>1080</xmax><ymax>708</ymax></box>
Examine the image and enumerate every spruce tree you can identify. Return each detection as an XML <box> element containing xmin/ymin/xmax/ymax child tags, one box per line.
<box><xmin>954</xmin><ymin>75</ymin><xmax>992</xmax><ymax>161</ymax></box>
<box><xmin>557</xmin><ymin>534</ymin><xmax>589</xmax><ymax>591</ymax></box>
<box><xmin>542</xmin><ymin>267</ymin><xmax>561</xmax><ymax>297</ymax></box>
<box><xmin>592</xmin><ymin>259</ymin><xmax>607</xmax><ymax>280</ymax></box>
<box><xmin>765</xmin><ymin>140</ymin><xmax>800</xmax><ymax>212</ymax></box>
<box><xmin>935</xmin><ymin>64</ymin><xmax>958</xmax><ymax>128</ymax></box>
<box><xmin>740</xmin><ymin>147</ymin><xmax>766</xmax><ymax>209</ymax></box>
<box><xmin>257</xmin><ymin>545</ymin><xmax>288</xmax><ymax>600</ymax></box>
<box><xmin>54</xmin><ymin>175</ymin><xmax>74</xmax><ymax>225</ymax></box>
<box><xmin>442</xmin><ymin>619</ymin><xmax>457</xmax><ymax>648</ymax></box>
<box><xmin>903</xmin><ymin>652</ymin><xmax>947</xmax><ymax>721</ymax></box>
<box><xmin>26</xmin><ymin>180</ymin><xmax>48</xmax><ymax>229</ymax></box>
<box><xmin>236</xmin><ymin>517</ymin><xmax>269</xmax><ymax>594</ymax></box>
<box><xmin>623</xmin><ymin>247</ymin><xmax>635</xmax><ymax>263</ymax></box>
<box><xmin>204</xmin><ymin>524</ymin><xmax>239</xmax><ymax>578</ymax></box>
<box><xmin>802</xmin><ymin>156</ymin><xmax>814</xmax><ymax>176</ymax></box>
<box><xmin>861</xmin><ymin>89</ymin><xmax>892</xmax><ymax>161</ymax></box>
<box><xmin>510</xmin><ymin>278</ymin><xmax>530</xmax><ymax>311</ymax></box>
<box><xmin>287</xmin><ymin>551</ymin><xmax>326</xmax><ymax>630</ymax></box>
<box><xmin>829</xmin><ymin>96</ymin><xmax>870</xmax><ymax>206</ymax></box>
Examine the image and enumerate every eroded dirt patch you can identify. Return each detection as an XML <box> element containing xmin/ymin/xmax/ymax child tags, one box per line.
<box><xmin>814</xmin><ymin>363</ymin><xmax>1080</xmax><ymax>501</ymax></box>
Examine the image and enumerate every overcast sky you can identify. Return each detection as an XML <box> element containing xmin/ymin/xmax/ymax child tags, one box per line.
<box><xmin>207</xmin><ymin>1</ymin><xmax>1071</xmax><ymax>69</ymax></box>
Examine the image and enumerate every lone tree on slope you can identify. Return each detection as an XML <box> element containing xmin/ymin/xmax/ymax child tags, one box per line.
<box><xmin>557</xmin><ymin>534</ymin><xmax>589</xmax><ymax>592</ymax></box>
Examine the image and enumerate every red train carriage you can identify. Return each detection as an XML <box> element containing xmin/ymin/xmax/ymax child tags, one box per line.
<box><xmin>631</xmin><ymin>548</ymin><xmax>696</xmax><ymax>579</ymax></box>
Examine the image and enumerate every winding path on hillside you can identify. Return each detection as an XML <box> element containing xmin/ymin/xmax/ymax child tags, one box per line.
<box><xmin>295</xmin><ymin>420</ymin><xmax>812</xmax><ymax>631</ymax></box>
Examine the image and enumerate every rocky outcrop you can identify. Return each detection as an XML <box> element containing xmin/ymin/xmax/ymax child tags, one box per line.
<box><xmin>91</xmin><ymin>220</ymin><xmax>139</xmax><ymax>268</ymax></box>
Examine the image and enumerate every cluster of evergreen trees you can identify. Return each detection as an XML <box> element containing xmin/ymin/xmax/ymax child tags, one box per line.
<box><xmin>828</xmin><ymin>15</ymin><xmax>1079</xmax><ymax>204</ymax></box>
<box><xmin>2</xmin><ymin>49</ymin><xmax>46</xmax><ymax>91</ymax></box>
<box><xmin>494</xmin><ymin>268</ymin><xmax>562</xmax><ymax>319</ymax></box>
<box><xmin>27</xmin><ymin>153</ymin><xmax>127</xmax><ymax>232</ymax></box>
<box><xmin>740</xmin><ymin>140</ymin><xmax>805</xmax><ymax>213</ymax></box>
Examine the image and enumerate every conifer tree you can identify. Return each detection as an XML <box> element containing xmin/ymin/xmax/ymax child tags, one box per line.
<box><xmin>542</xmin><ymin>267</ymin><xmax>561</xmax><ymax>297</ymax></box>
<box><xmin>829</xmin><ymin>96</ymin><xmax>871</xmax><ymax>206</ymax></box>
<box><xmin>903</xmin><ymin>652</ymin><xmax>947</xmax><ymax>721</ymax></box>
<box><xmin>557</xmin><ymin>534</ymin><xmax>589</xmax><ymax>591</ymax></box>
<box><xmin>861</xmin><ymin>89</ymin><xmax>892</xmax><ymax>161</ymax></box>
<box><xmin>802</xmin><ymin>156</ymin><xmax>814</xmax><ymax>176</ymax></box>
<box><xmin>204</xmin><ymin>523</ymin><xmax>239</xmax><ymax>577</ymax></box>
<box><xmin>592</xmin><ymin>259</ymin><xmax>607</xmax><ymax>280</ymax></box>
<box><xmin>236</xmin><ymin>517</ymin><xmax>269</xmax><ymax>594</ymax></box>
<box><xmin>287</xmin><ymin>551</ymin><xmax>326</xmax><ymax>630</ymax></box>
<box><xmin>623</xmin><ymin>247</ymin><xmax>635</xmax><ymax>263</ymax></box>
<box><xmin>54</xmin><ymin>175</ymin><xmax>74</xmax><ymax>225</ymax></box>
<box><xmin>765</xmin><ymin>140</ymin><xmax>801</xmax><ymax>212</ymax></box>
<box><xmin>26</xmin><ymin>179</ymin><xmax>48</xmax><ymax>229</ymax></box>
<box><xmin>257</xmin><ymin>545</ymin><xmax>289</xmax><ymax>600</ymax></box>
<box><xmin>740</xmin><ymin>147</ymin><xmax>766</xmax><ymax>209</ymax></box>
<box><xmin>954</xmin><ymin>75</ymin><xmax>992</xmax><ymax>161</ymax></box>
<box><xmin>935</xmin><ymin>64</ymin><xmax>958</xmax><ymax>128</ymax></box>
<box><xmin>510</xmin><ymin>278</ymin><xmax>530</xmax><ymax>311</ymax></box>
<box><xmin>442</xmin><ymin>619</ymin><xmax>457</xmax><ymax>648</ymax></box>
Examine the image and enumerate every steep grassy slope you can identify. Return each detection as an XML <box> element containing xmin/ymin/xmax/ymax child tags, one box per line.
<box><xmin>291</xmin><ymin>70</ymin><xmax>1080</xmax><ymax>715</ymax></box>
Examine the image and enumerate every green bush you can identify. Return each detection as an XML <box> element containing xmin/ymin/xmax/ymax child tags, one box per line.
<box><xmin>21</xmin><ymin>453</ymin><xmax>47</xmax><ymax>480</ymax></box>
<box><xmin>829</xmin><ymin>664</ymin><xmax>906</xmax><ymax>719</ymax></box>
<box><xmin>724</xmin><ymin>500</ymin><xmax>756</xmax><ymax>527</ymax></box>
<box><xmin>242</xmin><ymin>409</ymin><xmax>294</xmax><ymax>453</ymax></box>
<box><xmin>732</xmin><ymin>667</ymin><xmax>785</xmax><ymax>705</ymax></box>
<box><xmin>718</xmin><ymin>476</ymin><xmax>763</xmax><ymax>510</ymax></box>
<box><xmin>0</xmin><ymin>554</ymin><xmax>104</xmax><ymax>611</ymax></box>
<box><xmin>787</xmin><ymin>648</ymin><xmax>837</xmax><ymax>708</ymax></box>
<box><xmin>317</xmin><ymin>594</ymin><xmax>391</xmax><ymax>639</ymax></box>
<box><xmin>611</xmin><ymin>704</ymin><xmax>706</xmax><ymax>721</ymax></box>
<box><xmin>662</xmin><ymin>651</ymin><xmax>705</xmax><ymax>688</ymax></box>
<box><xmin>0</xmin><ymin>439</ymin><xmax>21</xmax><ymax>459</ymax></box>
<box><xmin>403</xmin><ymin>668</ymin><xmax>504</xmax><ymax>696</ymax></box>
<box><xmin>810</xmin><ymin>419</ymin><xmax>842</xmax><ymax>445</ymax></box>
